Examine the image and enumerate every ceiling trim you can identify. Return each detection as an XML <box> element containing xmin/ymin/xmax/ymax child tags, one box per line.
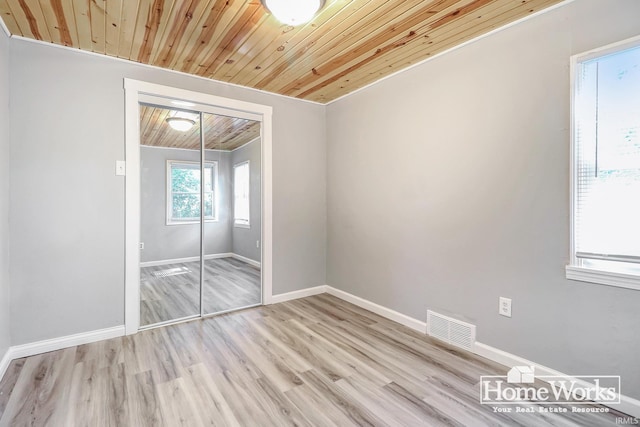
<box><xmin>140</xmin><ymin>144</ymin><xmax>232</xmax><ymax>153</ymax></box>
<box><xmin>7</xmin><ymin>34</ymin><xmax>324</xmax><ymax>107</ymax></box>
<box><xmin>326</xmin><ymin>0</ymin><xmax>576</xmax><ymax>106</ymax></box>
<box><xmin>231</xmin><ymin>136</ymin><xmax>261</xmax><ymax>153</ymax></box>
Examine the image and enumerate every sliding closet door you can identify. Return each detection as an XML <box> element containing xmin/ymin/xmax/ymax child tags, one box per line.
<box><xmin>139</xmin><ymin>104</ymin><xmax>202</xmax><ymax>327</ymax></box>
<box><xmin>202</xmin><ymin>112</ymin><xmax>262</xmax><ymax>315</ymax></box>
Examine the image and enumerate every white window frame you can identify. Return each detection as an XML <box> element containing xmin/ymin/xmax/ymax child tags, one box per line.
<box><xmin>233</xmin><ymin>160</ymin><xmax>251</xmax><ymax>228</ymax></box>
<box><xmin>566</xmin><ymin>35</ymin><xmax>640</xmax><ymax>291</ymax></box>
<box><xmin>166</xmin><ymin>160</ymin><xmax>218</xmax><ymax>225</ymax></box>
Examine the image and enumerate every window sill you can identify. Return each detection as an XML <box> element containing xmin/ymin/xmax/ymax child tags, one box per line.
<box><xmin>565</xmin><ymin>265</ymin><xmax>640</xmax><ymax>291</ymax></box>
<box><xmin>234</xmin><ymin>223</ymin><xmax>250</xmax><ymax>229</ymax></box>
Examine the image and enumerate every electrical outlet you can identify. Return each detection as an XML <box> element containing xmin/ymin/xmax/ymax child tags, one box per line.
<box><xmin>139</xmin><ymin>242</ymin><xmax>144</xmax><ymax>250</ymax></box>
<box><xmin>499</xmin><ymin>297</ymin><xmax>512</xmax><ymax>317</ymax></box>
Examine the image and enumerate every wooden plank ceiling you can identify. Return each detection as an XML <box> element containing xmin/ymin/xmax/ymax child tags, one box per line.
<box><xmin>140</xmin><ymin>105</ymin><xmax>260</xmax><ymax>151</ymax></box>
<box><xmin>0</xmin><ymin>0</ymin><xmax>563</xmax><ymax>103</ymax></box>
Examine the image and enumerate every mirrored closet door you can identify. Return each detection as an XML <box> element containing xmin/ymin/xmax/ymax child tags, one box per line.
<box><xmin>202</xmin><ymin>112</ymin><xmax>262</xmax><ymax>315</ymax></box>
<box><xmin>138</xmin><ymin>98</ymin><xmax>262</xmax><ymax>329</ymax></box>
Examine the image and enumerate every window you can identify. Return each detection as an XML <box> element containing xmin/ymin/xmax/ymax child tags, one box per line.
<box><xmin>567</xmin><ymin>36</ymin><xmax>640</xmax><ymax>290</ymax></box>
<box><xmin>167</xmin><ymin>160</ymin><xmax>217</xmax><ymax>224</ymax></box>
<box><xmin>234</xmin><ymin>161</ymin><xmax>250</xmax><ymax>228</ymax></box>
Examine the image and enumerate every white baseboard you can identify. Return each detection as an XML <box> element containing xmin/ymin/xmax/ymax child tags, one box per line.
<box><xmin>0</xmin><ymin>346</ymin><xmax>11</xmax><ymax>382</ymax></box>
<box><xmin>270</xmin><ymin>285</ymin><xmax>327</xmax><ymax>304</ymax></box>
<box><xmin>140</xmin><ymin>253</ymin><xmax>260</xmax><ymax>268</ymax></box>
<box><xmin>325</xmin><ymin>286</ymin><xmax>428</xmax><ymax>333</ymax></box>
<box><xmin>9</xmin><ymin>325</ymin><xmax>125</xmax><ymax>360</ymax></box>
<box><xmin>231</xmin><ymin>253</ymin><xmax>261</xmax><ymax>268</ymax></box>
<box><xmin>140</xmin><ymin>253</ymin><xmax>234</xmax><ymax>268</ymax></box>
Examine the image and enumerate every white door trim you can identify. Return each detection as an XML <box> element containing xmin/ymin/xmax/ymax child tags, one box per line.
<box><xmin>123</xmin><ymin>78</ymin><xmax>273</xmax><ymax>335</ymax></box>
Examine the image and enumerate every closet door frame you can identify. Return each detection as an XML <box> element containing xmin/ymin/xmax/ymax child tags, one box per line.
<box><xmin>124</xmin><ymin>79</ymin><xmax>273</xmax><ymax>335</ymax></box>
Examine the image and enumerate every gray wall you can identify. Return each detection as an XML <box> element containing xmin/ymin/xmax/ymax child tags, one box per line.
<box><xmin>231</xmin><ymin>140</ymin><xmax>261</xmax><ymax>262</ymax></box>
<box><xmin>326</xmin><ymin>0</ymin><xmax>640</xmax><ymax>400</ymax></box>
<box><xmin>140</xmin><ymin>146</ymin><xmax>232</xmax><ymax>262</ymax></box>
<box><xmin>9</xmin><ymin>39</ymin><xmax>326</xmax><ymax>345</ymax></box>
<box><xmin>0</xmin><ymin>29</ymin><xmax>10</xmax><ymax>358</ymax></box>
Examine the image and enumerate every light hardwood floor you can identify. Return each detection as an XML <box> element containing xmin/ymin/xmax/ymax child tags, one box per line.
<box><xmin>0</xmin><ymin>294</ymin><xmax>626</xmax><ymax>426</ymax></box>
<box><xmin>140</xmin><ymin>257</ymin><xmax>261</xmax><ymax>326</ymax></box>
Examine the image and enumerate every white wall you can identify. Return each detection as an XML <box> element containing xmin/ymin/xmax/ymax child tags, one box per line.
<box><xmin>140</xmin><ymin>146</ymin><xmax>233</xmax><ymax>262</ymax></box>
<box><xmin>9</xmin><ymin>39</ymin><xmax>326</xmax><ymax>345</ymax></box>
<box><xmin>326</xmin><ymin>0</ymin><xmax>640</xmax><ymax>400</ymax></box>
<box><xmin>0</xmin><ymin>29</ymin><xmax>10</xmax><ymax>358</ymax></box>
<box><xmin>231</xmin><ymin>140</ymin><xmax>261</xmax><ymax>262</ymax></box>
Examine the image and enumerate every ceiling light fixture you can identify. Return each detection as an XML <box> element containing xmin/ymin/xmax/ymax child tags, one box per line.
<box><xmin>260</xmin><ymin>0</ymin><xmax>325</xmax><ymax>26</ymax></box>
<box><xmin>166</xmin><ymin>117</ymin><xmax>196</xmax><ymax>132</ymax></box>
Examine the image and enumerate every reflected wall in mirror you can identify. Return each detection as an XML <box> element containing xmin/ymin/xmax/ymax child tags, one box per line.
<box><xmin>139</xmin><ymin>103</ymin><xmax>262</xmax><ymax>328</ymax></box>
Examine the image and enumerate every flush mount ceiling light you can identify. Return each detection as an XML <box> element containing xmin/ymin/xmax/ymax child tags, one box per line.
<box><xmin>260</xmin><ymin>0</ymin><xmax>325</xmax><ymax>26</ymax></box>
<box><xmin>166</xmin><ymin>117</ymin><xmax>196</xmax><ymax>132</ymax></box>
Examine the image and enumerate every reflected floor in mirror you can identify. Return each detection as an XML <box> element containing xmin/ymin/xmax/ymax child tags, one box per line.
<box><xmin>140</xmin><ymin>257</ymin><xmax>261</xmax><ymax>326</ymax></box>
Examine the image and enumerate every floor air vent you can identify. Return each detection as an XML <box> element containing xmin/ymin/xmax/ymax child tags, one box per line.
<box><xmin>427</xmin><ymin>310</ymin><xmax>476</xmax><ymax>351</ymax></box>
<box><xmin>152</xmin><ymin>267</ymin><xmax>191</xmax><ymax>278</ymax></box>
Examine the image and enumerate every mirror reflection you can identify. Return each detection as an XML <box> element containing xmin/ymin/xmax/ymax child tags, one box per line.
<box><xmin>139</xmin><ymin>103</ymin><xmax>262</xmax><ymax>328</ymax></box>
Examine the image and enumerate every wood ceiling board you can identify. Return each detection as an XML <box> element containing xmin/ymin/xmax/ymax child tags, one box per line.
<box><xmin>5</xmin><ymin>0</ymin><xmax>48</xmax><ymax>39</ymax></box>
<box><xmin>195</xmin><ymin>1</ymin><xmax>265</xmax><ymax>78</ymax></box>
<box><xmin>152</xmin><ymin>0</ymin><xmax>205</xmax><ymax>68</ymax></box>
<box><xmin>324</xmin><ymin>0</ymin><xmax>556</xmax><ymax>101</ymax></box>
<box><xmin>0</xmin><ymin>2</ymin><xmax>20</xmax><ymax>36</ymax></box>
<box><xmin>243</xmin><ymin>0</ymin><xmax>407</xmax><ymax>91</ymax></box>
<box><xmin>142</xmin><ymin>107</ymin><xmax>183</xmax><ymax>148</ymax></box>
<box><xmin>277</xmin><ymin>0</ymin><xmax>485</xmax><ymax>97</ymax></box>
<box><xmin>58</xmin><ymin>0</ymin><xmax>80</xmax><ymax>47</ymax></box>
<box><xmin>218</xmin><ymin>0</ymin><xmax>358</xmax><ymax>84</ymax></box>
<box><xmin>71</xmin><ymin>0</ymin><xmax>92</xmax><ymax>51</ymax></box>
<box><xmin>166</xmin><ymin>0</ymin><xmax>228</xmax><ymax>70</ymax></box>
<box><xmin>0</xmin><ymin>0</ymin><xmax>564</xmax><ymax>103</ymax></box>
<box><xmin>104</xmin><ymin>0</ymin><xmax>123</xmax><ymax>56</ymax></box>
<box><xmin>307</xmin><ymin>0</ymin><xmax>562</xmax><ymax>102</ymax></box>
<box><xmin>140</xmin><ymin>105</ymin><xmax>260</xmax><ymax>151</ymax></box>
<box><xmin>89</xmin><ymin>0</ymin><xmax>107</xmax><ymax>54</ymax></box>
<box><xmin>209</xmin><ymin>12</ymin><xmax>304</xmax><ymax>81</ymax></box>
<box><xmin>135</xmin><ymin>0</ymin><xmax>164</xmax><ymax>63</ymax></box>
<box><xmin>116</xmin><ymin>0</ymin><xmax>139</xmax><ymax>58</ymax></box>
<box><xmin>162</xmin><ymin>1</ymin><xmax>215</xmax><ymax>69</ymax></box>
<box><xmin>265</xmin><ymin>0</ymin><xmax>458</xmax><ymax>96</ymax></box>
<box><xmin>304</xmin><ymin>0</ymin><xmax>512</xmax><ymax>100</ymax></box>
<box><xmin>176</xmin><ymin>0</ymin><xmax>248</xmax><ymax>76</ymax></box>
<box><xmin>147</xmin><ymin>0</ymin><xmax>179</xmax><ymax>65</ymax></box>
<box><xmin>36</xmin><ymin>0</ymin><xmax>65</xmax><ymax>45</ymax></box>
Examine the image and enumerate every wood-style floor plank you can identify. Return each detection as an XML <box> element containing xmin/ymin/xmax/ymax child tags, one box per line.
<box><xmin>0</xmin><ymin>294</ymin><xmax>628</xmax><ymax>426</ymax></box>
<box><xmin>140</xmin><ymin>257</ymin><xmax>261</xmax><ymax>326</ymax></box>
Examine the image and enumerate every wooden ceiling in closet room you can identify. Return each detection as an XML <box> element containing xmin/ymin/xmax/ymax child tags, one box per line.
<box><xmin>139</xmin><ymin>105</ymin><xmax>260</xmax><ymax>151</ymax></box>
<box><xmin>0</xmin><ymin>0</ymin><xmax>562</xmax><ymax>103</ymax></box>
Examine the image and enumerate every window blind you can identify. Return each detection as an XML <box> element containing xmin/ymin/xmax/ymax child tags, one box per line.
<box><xmin>574</xmin><ymin>46</ymin><xmax>640</xmax><ymax>261</ymax></box>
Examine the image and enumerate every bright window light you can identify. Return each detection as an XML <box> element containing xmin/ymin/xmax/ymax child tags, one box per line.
<box><xmin>234</xmin><ymin>161</ymin><xmax>250</xmax><ymax>227</ymax></box>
